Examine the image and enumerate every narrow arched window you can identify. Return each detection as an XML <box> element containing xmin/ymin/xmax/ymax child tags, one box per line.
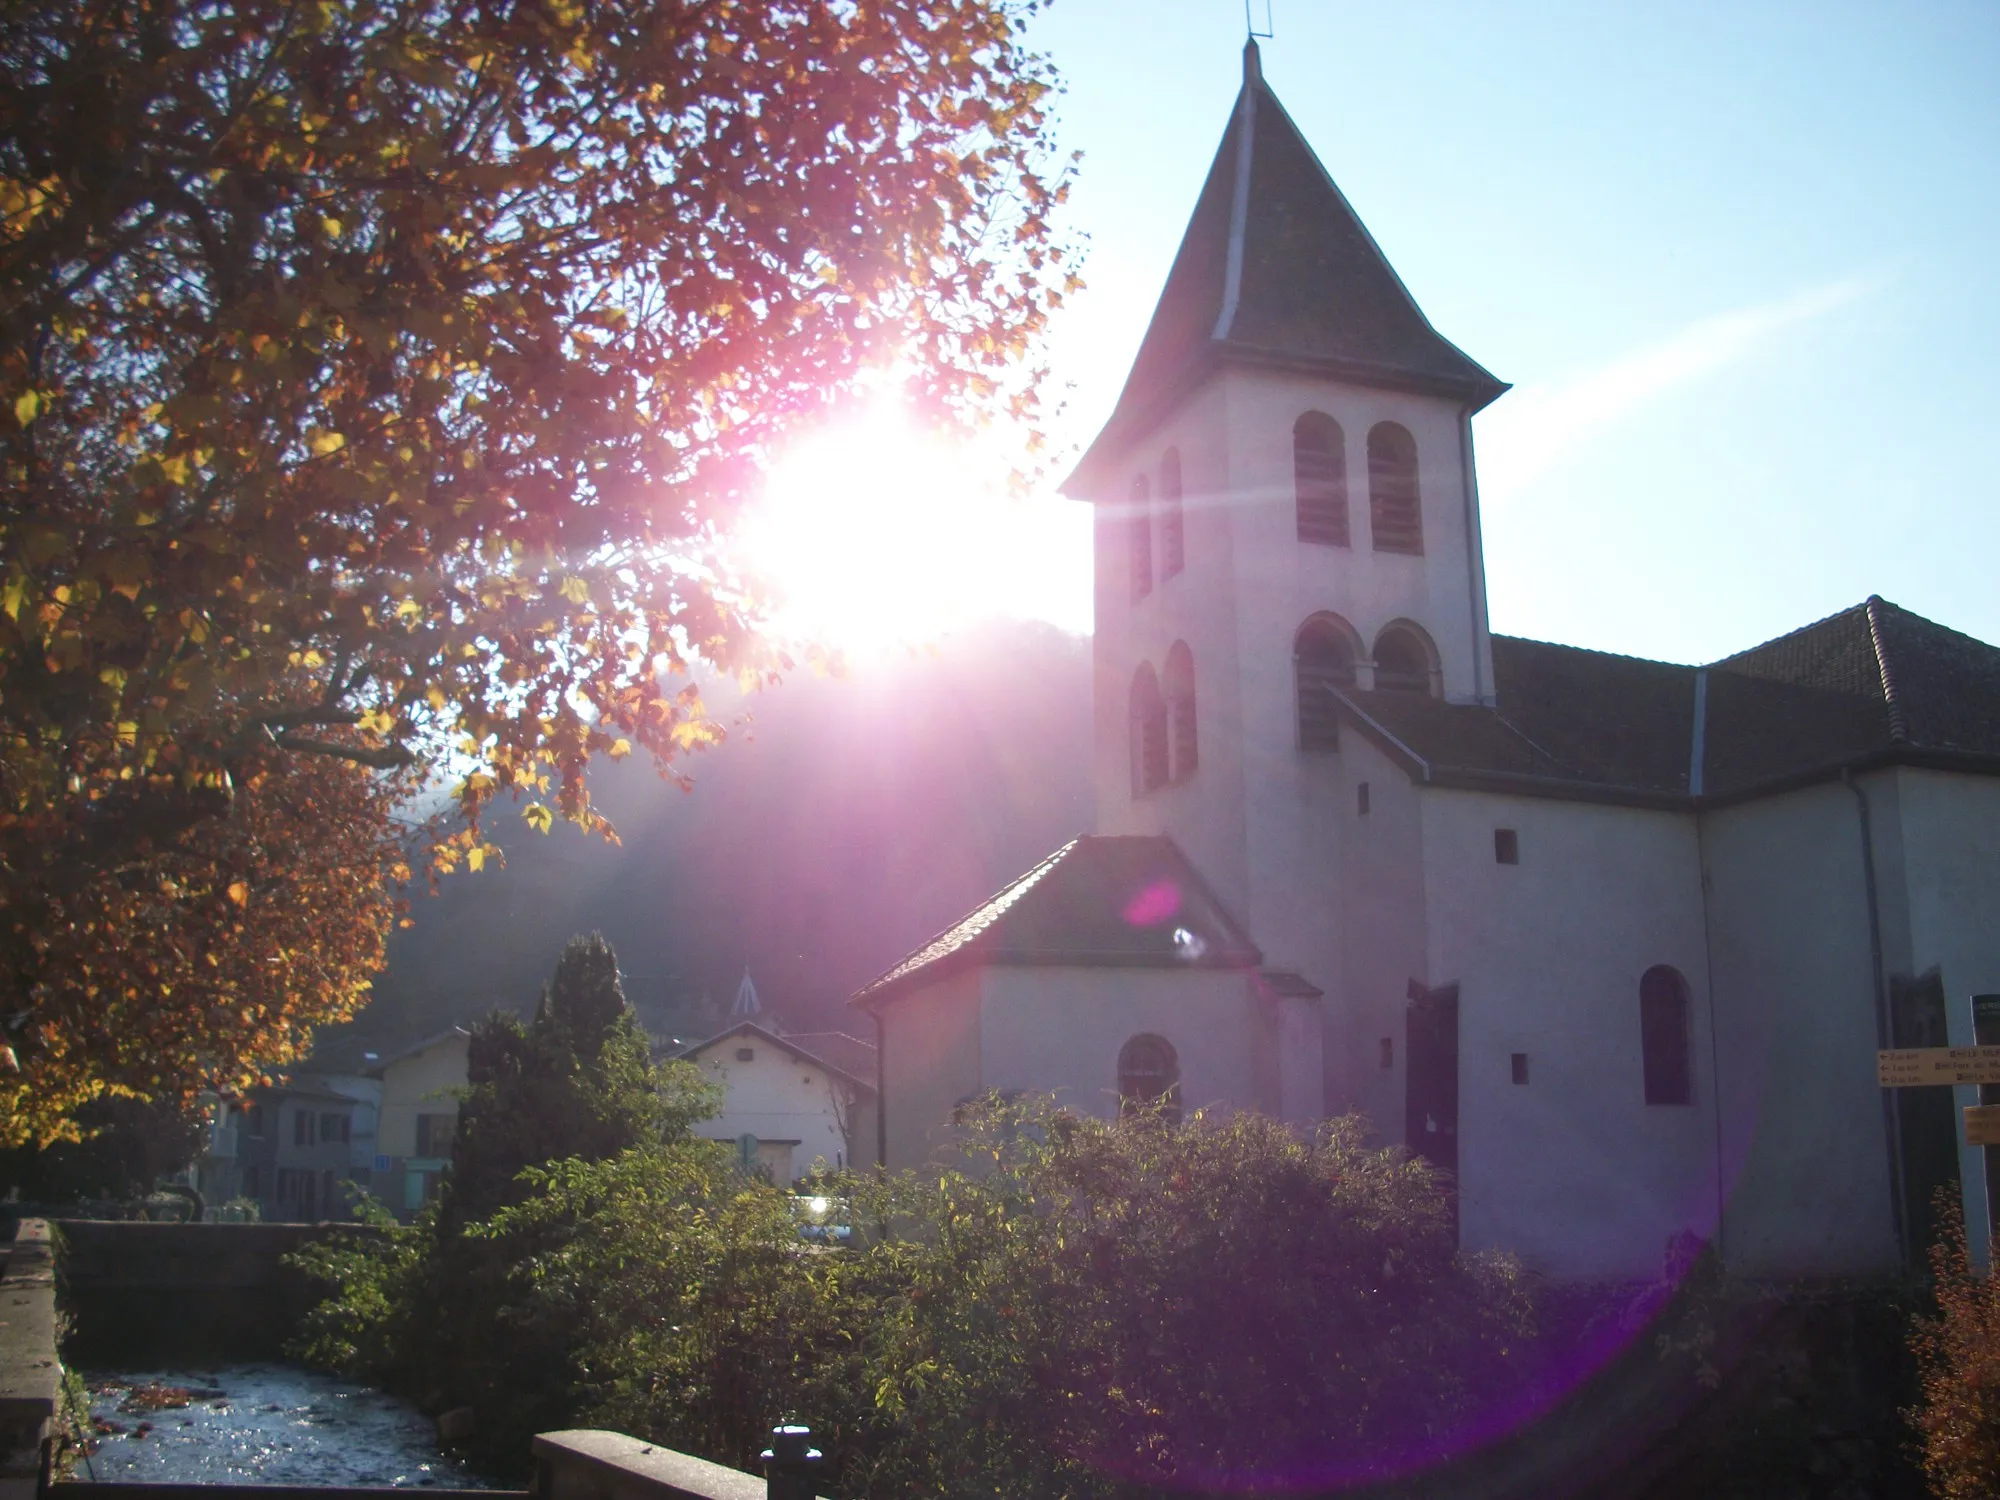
<box><xmin>1129</xmin><ymin>474</ymin><xmax>1153</xmax><ymax>601</ymax></box>
<box><xmin>1372</xmin><ymin>622</ymin><xmax>1437</xmax><ymax>697</ymax></box>
<box><xmin>1160</xmin><ymin>448</ymin><xmax>1185</xmax><ymax>580</ymax></box>
<box><xmin>1368</xmin><ymin>422</ymin><xmax>1422</xmax><ymax>554</ymax></box>
<box><xmin>1129</xmin><ymin>663</ymin><xmax>1168</xmax><ymax>796</ymax></box>
<box><xmin>1294</xmin><ymin>613</ymin><xmax>1359</xmax><ymax>752</ymax></box>
<box><xmin>1641</xmin><ymin>966</ymin><xmax>1692</xmax><ymax>1106</ymax></box>
<box><xmin>1163</xmin><ymin>640</ymin><xmax>1198</xmax><ymax>782</ymax></box>
<box><xmin>1294</xmin><ymin>413</ymin><xmax>1349</xmax><ymax>547</ymax></box>
<box><xmin>1118</xmin><ymin>1033</ymin><xmax>1182</xmax><ymax>1124</ymax></box>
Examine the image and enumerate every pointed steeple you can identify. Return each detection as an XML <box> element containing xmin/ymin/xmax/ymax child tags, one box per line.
<box><xmin>731</xmin><ymin>968</ymin><xmax>761</xmax><ymax>1018</ymax></box>
<box><xmin>1063</xmin><ymin>52</ymin><xmax>1506</xmax><ymax>493</ymax></box>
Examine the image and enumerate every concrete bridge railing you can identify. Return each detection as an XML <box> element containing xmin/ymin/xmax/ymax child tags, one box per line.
<box><xmin>0</xmin><ymin>1222</ymin><xmax>57</xmax><ymax>1500</ymax></box>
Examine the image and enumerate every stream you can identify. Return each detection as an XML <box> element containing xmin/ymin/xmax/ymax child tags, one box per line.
<box><xmin>75</xmin><ymin>1364</ymin><xmax>482</xmax><ymax>1487</ymax></box>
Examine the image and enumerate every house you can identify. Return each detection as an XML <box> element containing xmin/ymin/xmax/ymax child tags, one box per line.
<box><xmin>233</xmin><ymin>1085</ymin><xmax>358</xmax><ymax>1222</ymax></box>
<box><xmin>670</xmin><ymin>1022</ymin><xmax>877</xmax><ymax>1185</ymax></box>
<box><xmin>369</xmin><ymin>1027</ymin><xmax>471</xmax><ymax>1218</ymax></box>
<box><xmin>857</xmin><ymin>40</ymin><xmax>2000</xmax><ymax>1281</ymax></box>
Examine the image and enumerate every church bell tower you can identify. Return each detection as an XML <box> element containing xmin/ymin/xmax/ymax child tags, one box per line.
<box><xmin>1061</xmin><ymin>40</ymin><xmax>1508</xmax><ymax>1038</ymax></box>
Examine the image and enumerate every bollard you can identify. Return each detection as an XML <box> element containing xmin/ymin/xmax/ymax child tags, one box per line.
<box><xmin>760</xmin><ymin>1423</ymin><xmax>823</xmax><ymax>1500</ymax></box>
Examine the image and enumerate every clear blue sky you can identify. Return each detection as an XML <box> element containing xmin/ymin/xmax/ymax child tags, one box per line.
<box><xmin>1011</xmin><ymin>0</ymin><xmax>2000</xmax><ymax>663</ymax></box>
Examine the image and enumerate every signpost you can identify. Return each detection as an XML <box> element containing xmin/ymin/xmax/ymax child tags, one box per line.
<box><xmin>1876</xmin><ymin>1046</ymin><xmax>2000</xmax><ymax>1088</ymax></box>
<box><xmin>1878</xmin><ymin>999</ymin><xmax>2000</xmax><ymax>1245</ymax></box>
<box><xmin>1964</xmin><ymin>1106</ymin><xmax>2000</xmax><ymax>1148</ymax></box>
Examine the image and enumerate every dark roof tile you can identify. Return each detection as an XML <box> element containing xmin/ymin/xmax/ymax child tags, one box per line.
<box><xmin>1335</xmin><ymin>600</ymin><xmax>2000</xmax><ymax>802</ymax></box>
<box><xmin>1063</xmin><ymin>44</ymin><xmax>1503</xmax><ymax>495</ymax></box>
<box><xmin>853</xmin><ymin>836</ymin><xmax>1260</xmax><ymax>1008</ymax></box>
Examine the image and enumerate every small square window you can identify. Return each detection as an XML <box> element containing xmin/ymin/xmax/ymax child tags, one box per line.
<box><xmin>1494</xmin><ymin>828</ymin><xmax>1519</xmax><ymax>865</ymax></box>
<box><xmin>1379</xmin><ymin>1037</ymin><xmax>1393</xmax><ymax>1070</ymax></box>
<box><xmin>1357</xmin><ymin>781</ymin><xmax>1371</xmax><ymax>816</ymax></box>
<box><xmin>735</xmin><ymin>1047</ymin><xmax>755</xmax><ymax>1063</ymax></box>
<box><xmin>1511</xmin><ymin>1052</ymin><xmax>1529</xmax><ymax>1085</ymax></box>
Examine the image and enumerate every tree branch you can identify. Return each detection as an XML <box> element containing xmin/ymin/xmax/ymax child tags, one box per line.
<box><xmin>271</xmin><ymin>735</ymin><xmax>415</xmax><ymax>769</ymax></box>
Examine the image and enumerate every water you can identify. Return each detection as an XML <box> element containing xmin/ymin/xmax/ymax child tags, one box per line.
<box><xmin>75</xmin><ymin>1365</ymin><xmax>481</xmax><ymax>1487</ymax></box>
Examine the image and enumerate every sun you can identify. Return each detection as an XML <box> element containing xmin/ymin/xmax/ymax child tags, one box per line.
<box><xmin>728</xmin><ymin>405</ymin><xmax>1090</xmax><ymax>657</ymax></box>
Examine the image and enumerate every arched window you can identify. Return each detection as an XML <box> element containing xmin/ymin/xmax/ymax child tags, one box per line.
<box><xmin>1163</xmin><ymin>640</ymin><xmax>1198</xmax><ymax>782</ymax></box>
<box><xmin>1294</xmin><ymin>412</ymin><xmax>1349</xmax><ymax>547</ymax></box>
<box><xmin>1367</xmin><ymin>421</ymin><xmax>1422</xmax><ymax>554</ymax></box>
<box><xmin>1129</xmin><ymin>474</ymin><xmax>1153</xmax><ymax>602</ymax></box>
<box><xmin>1294</xmin><ymin>613</ymin><xmax>1360</xmax><ymax>752</ymax></box>
<box><xmin>1118</xmin><ymin>1033</ymin><xmax>1182</xmax><ymax>1123</ymax></box>
<box><xmin>1641</xmin><ymin>966</ymin><xmax>1693</xmax><ymax>1106</ymax></box>
<box><xmin>1372</xmin><ymin>622</ymin><xmax>1437</xmax><ymax>697</ymax></box>
<box><xmin>1160</xmin><ymin>448</ymin><xmax>1185</xmax><ymax>580</ymax></box>
<box><xmin>1129</xmin><ymin>663</ymin><xmax>1168</xmax><ymax>796</ymax></box>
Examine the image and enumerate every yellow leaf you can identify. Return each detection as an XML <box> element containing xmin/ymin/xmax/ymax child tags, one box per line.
<box><xmin>226</xmin><ymin>881</ymin><xmax>250</xmax><ymax>907</ymax></box>
<box><xmin>466</xmin><ymin>846</ymin><xmax>486</xmax><ymax>872</ymax></box>
<box><xmin>308</xmin><ymin>430</ymin><xmax>346</xmax><ymax>457</ymax></box>
<box><xmin>608</xmin><ymin>738</ymin><xmax>632</xmax><ymax>759</ymax></box>
<box><xmin>522</xmin><ymin>802</ymin><xmax>554</xmax><ymax>833</ymax></box>
<box><xmin>395</xmin><ymin>598</ymin><xmax>423</xmax><ymax>622</ymax></box>
<box><xmin>558</xmin><ymin>575</ymin><xmax>591</xmax><ymax>605</ymax></box>
<box><xmin>321</xmin><ymin>216</ymin><xmax>343</xmax><ymax>237</ymax></box>
<box><xmin>13</xmin><ymin>390</ymin><xmax>42</xmax><ymax>426</ymax></box>
<box><xmin>358</xmin><ymin>707</ymin><xmax>396</xmax><ymax>735</ymax></box>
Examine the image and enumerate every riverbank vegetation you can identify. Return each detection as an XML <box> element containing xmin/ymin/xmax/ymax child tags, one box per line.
<box><xmin>292</xmin><ymin>941</ymin><xmax>1536</xmax><ymax>1489</ymax></box>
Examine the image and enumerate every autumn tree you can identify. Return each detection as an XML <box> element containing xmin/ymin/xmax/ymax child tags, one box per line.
<box><xmin>0</xmin><ymin>0</ymin><xmax>1073</xmax><ymax>1144</ymax></box>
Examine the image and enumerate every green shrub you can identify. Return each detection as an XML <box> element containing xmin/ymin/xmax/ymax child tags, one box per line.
<box><xmin>1909</xmin><ymin>1198</ymin><xmax>2000</xmax><ymax>1499</ymax></box>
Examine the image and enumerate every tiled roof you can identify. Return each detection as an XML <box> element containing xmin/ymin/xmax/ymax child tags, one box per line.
<box><xmin>852</xmin><ymin>836</ymin><xmax>1261</xmax><ymax>1008</ymax></box>
<box><xmin>1336</xmin><ymin>599</ymin><xmax>2000</xmax><ymax>803</ymax></box>
<box><xmin>670</xmin><ymin>1021</ymin><xmax>876</xmax><ymax>1094</ymax></box>
<box><xmin>1063</xmin><ymin>42</ymin><xmax>1504</xmax><ymax>495</ymax></box>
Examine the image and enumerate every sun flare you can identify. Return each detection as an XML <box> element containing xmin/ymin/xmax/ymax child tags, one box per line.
<box><xmin>729</xmin><ymin>406</ymin><xmax>1089</xmax><ymax>658</ymax></box>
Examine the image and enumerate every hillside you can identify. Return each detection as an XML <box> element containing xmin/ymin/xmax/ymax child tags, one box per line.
<box><xmin>309</xmin><ymin>619</ymin><xmax>1094</xmax><ymax>1064</ymax></box>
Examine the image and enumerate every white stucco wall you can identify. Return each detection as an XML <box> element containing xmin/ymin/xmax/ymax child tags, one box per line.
<box><xmin>686</xmin><ymin>1033</ymin><xmax>863</xmax><ymax>1184</ymax></box>
<box><xmin>1421</xmin><ymin>788</ymin><xmax>1717</xmax><ymax>1279</ymax></box>
<box><xmin>978</xmin><ymin>965</ymin><xmax>1269</xmax><ymax>1122</ymax></box>
<box><xmin>1326</xmin><ymin>733</ymin><xmax>1430</xmax><ymax>1139</ymax></box>
<box><xmin>876</xmin><ymin>969</ymin><xmax>983</xmax><ymax>1170</ymax></box>
<box><xmin>1701</xmin><ymin>780</ymin><xmax>1899</xmax><ymax>1276</ymax></box>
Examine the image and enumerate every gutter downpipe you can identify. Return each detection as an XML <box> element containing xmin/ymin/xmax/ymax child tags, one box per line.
<box><xmin>871</xmin><ymin>1009</ymin><xmax>888</xmax><ymax>1171</ymax></box>
<box><xmin>1689</xmin><ymin>671</ymin><xmax>1728</xmax><ymax>1262</ymax></box>
<box><xmin>1845</xmin><ymin>767</ymin><xmax>1909</xmax><ymax>1268</ymax></box>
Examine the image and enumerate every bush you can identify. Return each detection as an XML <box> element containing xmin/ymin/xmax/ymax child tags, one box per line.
<box><xmin>1908</xmin><ymin>1199</ymin><xmax>2000</xmax><ymax>1499</ymax></box>
<box><xmin>299</xmin><ymin>1085</ymin><xmax>1534</xmax><ymax>1490</ymax></box>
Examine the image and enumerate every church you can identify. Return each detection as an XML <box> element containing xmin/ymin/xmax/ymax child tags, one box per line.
<box><xmin>852</xmin><ymin>41</ymin><xmax>2000</xmax><ymax>1282</ymax></box>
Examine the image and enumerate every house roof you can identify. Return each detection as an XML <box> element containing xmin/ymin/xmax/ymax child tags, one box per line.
<box><xmin>1063</xmin><ymin>41</ymin><xmax>1505</xmax><ymax>496</ymax></box>
<box><xmin>853</xmin><ymin>835</ymin><xmax>1262</xmax><ymax>1009</ymax></box>
<box><xmin>668</xmin><ymin>1021</ymin><xmax>876</xmax><ymax>1095</ymax></box>
<box><xmin>1335</xmin><ymin>598</ymin><xmax>2000</xmax><ymax>805</ymax></box>
<box><xmin>363</xmin><ymin>1026</ymin><xmax>470</xmax><ymax>1078</ymax></box>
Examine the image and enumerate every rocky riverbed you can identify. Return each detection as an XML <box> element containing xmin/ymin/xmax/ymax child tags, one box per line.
<box><xmin>75</xmin><ymin>1364</ymin><xmax>479</xmax><ymax>1487</ymax></box>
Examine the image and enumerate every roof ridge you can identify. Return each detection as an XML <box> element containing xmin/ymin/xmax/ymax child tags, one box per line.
<box><xmin>1707</xmin><ymin>600</ymin><xmax>1872</xmax><ymax>669</ymax></box>
<box><xmin>1492</xmin><ymin>633</ymin><xmax>1694</xmax><ymax>670</ymax></box>
<box><xmin>1864</xmin><ymin>595</ymin><xmax>1911</xmax><ymax>743</ymax></box>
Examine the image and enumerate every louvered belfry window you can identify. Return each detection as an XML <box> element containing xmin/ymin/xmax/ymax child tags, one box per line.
<box><xmin>1294</xmin><ymin>615</ymin><xmax>1358</xmax><ymax>751</ymax></box>
<box><xmin>1129</xmin><ymin>474</ymin><xmax>1153</xmax><ymax>601</ymax></box>
<box><xmin>1160</xmin><ymin>448</ymin><xmax>1185</xmax><ymax>579</ymax></box>
<box><xmin>1372</xmin><ymin>624</ymin><xmax>1434</xmax><ymax>696</ymax></box>
<box><xmin>1129</xmin><ymin>663</ymin><xmax>1168</xmax><ymax>795</ymax></box>
<box><xmin>1368</xmin><ymin>422</ymin><xmax>1422</xmax><ymax>554</ymax></box>
<box><xmin>1294</xmin><ymin>413</ymin><xmax>1349</xmax><ymax>547</ymax></box>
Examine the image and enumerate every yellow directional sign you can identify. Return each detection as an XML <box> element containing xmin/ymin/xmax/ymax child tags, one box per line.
<box><xmin>1878</xmin><ymin>1047</ymin><xmax>2000</xmax><ymax>1088</ymax></box>
<box><xmin>1966</xmin><ymin>1106</ymin><xmax>2000</xmax><ymax>1146</ymax></box>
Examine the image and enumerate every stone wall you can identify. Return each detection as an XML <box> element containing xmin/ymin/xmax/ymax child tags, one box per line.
<box><xmin>55</xmin><ymin>1219</ymin><xmax>383</xmax><ymax>1363</ymax></box>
